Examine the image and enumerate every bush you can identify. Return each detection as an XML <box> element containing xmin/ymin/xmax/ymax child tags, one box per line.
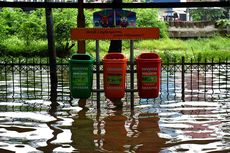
<box><xmin>1</xmin><ymin>36</ymin><xmax>48</xmax><ymax>57</ymax></box>
<box><xmin>53</xmin><ymin>9</ymin><xmax>77</xmax><ymax>57</ymax></box>
<box><xmin>132</xmin><ymin>8</ymin><xmax>168</xmax><ymax>38</ymax></box>
<box><xmin>20</xmin><ymin>21</ymin><xmax>42</xmax><ymax>46</ymax></box>
<box><xmin>216</xmin><ymin>19</ymin><xmax>230</xmax><ymax>29</ymax></box>
<box><xmin>0</xmin><ymin>44</ymin><xmax>8</xmax><ymax>56</ymax></box>
<box><xmin>55</xmin><ymin>20</ymin><xmax>75</xmax><ymax>46</ymax></box>
<box><xmin>0</xmin><ymin>8</ymin><xmax>27</xmax><ymax>35</ymax></box>
<box><xmin>190</xmin><ymin>8</ymin><xmax>225</xmax><ymax>21</ymax></box>
<box><xmin>0</xmin><ymin>19</ymin><xmax>7</xmax><ymax>40</ymax></box>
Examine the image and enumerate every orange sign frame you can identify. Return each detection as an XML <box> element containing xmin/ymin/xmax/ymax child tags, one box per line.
<box><xmin>71</xmin><ymin>28</ymin><xmax>160</xmax><ymax>40</ymax></box>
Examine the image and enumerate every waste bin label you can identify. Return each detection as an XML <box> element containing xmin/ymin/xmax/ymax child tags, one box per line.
<box><xmin>141</xmin><ymin>67</ymin><xmax>158</xmax><ymax>86</ymax></box>
<box><xmin>72</xmin><ymin>72</ymin><xmax>88</xmax><ymax>88</ymax></box>
<box><xmin>72</xmin><ymin>67</ymin><xmax>88</xmax><ymax>71</ymax></box>
<box><xmin>107</xmin><ymin>67</ymin><xmax>122</xmax><ymax>73</ymax></box>
<box><xmin>107</xmin><ymin>75</ymin><xmax>122</xmax><ymax>85</ymax></box>
<box><xmin>142</xmin><ymin>75</ymin><xmax>157</xmax><ymax>84</ymax></box>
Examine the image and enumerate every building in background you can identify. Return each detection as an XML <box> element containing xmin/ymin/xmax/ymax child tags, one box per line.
<box><xmin>146</xmin><ymin>0</ymin><xmax>187</xmax><ymax>21</ymax></box>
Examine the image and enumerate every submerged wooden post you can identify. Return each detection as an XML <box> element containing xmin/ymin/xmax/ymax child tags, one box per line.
<box><xmin>96</xmin><ymin>40</ymin><xmax>100</xmax><ymax>109</ymax></box>
<box><xmin>45</xmin><ymin>5</ymin><xmax>58</xmax><ymax>105</ymax></box>
<box><xmin>76</xmin><ymin>0</ymin><xmax>87</xmax><ymax>108</ymax></box>
<box><xmin>130</xmin><ymin>40</ymin><xmax>134</xmax><ymax>109</ymax></box>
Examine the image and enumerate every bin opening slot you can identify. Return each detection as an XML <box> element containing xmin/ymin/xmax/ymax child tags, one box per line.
<box><xmin>72</xmin><ymin>54</ymin><xmax>91</xmax><ymax>60</ymax></box>
<box><xmin>105</xmin><ymin>53</ymin><xmax>125</xmax><ymax>60</ymax></box>
<box><xmin>139</xmin><ymin>53</ymin><xmax>159</xmax><ymax>59</ymax></box>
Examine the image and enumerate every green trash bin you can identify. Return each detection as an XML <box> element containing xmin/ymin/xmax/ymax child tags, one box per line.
<box><xmin>69</xmin><ymin>54</ymin><xmax>94</xmax><ymax>98</ymax></box>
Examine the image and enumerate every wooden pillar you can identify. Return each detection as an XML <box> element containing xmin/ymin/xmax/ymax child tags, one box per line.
<box><xmin>77</xmin><ymin>0</ymin><xmax>86</xmax><ymax>53</ymax></box>
<box><xmin>77</xmin><ymin>0</ymin><xmax>87</xmax><ymax>108</ymax></box>
<box><xmin>108</xmin><ymin>0</ymin><xmax>122</xmax><ymax>53</ymax></box>
<box><xmin>45</xmin><ymin>6</ymin><xmax>58</xmax><ymax>105</ymax></box>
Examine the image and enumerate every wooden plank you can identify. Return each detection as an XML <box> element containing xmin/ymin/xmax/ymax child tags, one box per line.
<box><xmin>71</xmin><ymin>28</ymin><xmax>160</xmax><ymax>40</ymax></box>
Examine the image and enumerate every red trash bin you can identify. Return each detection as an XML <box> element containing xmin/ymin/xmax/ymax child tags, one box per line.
<box><xmin>136</xmin><ymin>53</ymin><xmax>161</xmax><ymax>98</ymax></box>
<box><xmin>103</xmin><ymin>53</ymin><xmax>128</xmax><ymax>99</ymax></box>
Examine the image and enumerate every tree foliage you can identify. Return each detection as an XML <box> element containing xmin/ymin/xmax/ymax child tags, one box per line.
<box><xmin>133</xmin><ymin>8</ymin><xmax>168</xmax><ymax>38</ymax></box>
<box><xmin>20</xmin><ymin>21</ymin><xmax>42</xmax><ymax>45</ymax></box>
<box><xmin>0</xmin><ymin>7</ymin><xmax>168</xmax><ymax>55</ymax></box>
<box><xmin>53</xmin><ymin>9</ymin><xmax>76</xmax><ymax>40</ymax></box>
<box><xmin>190</xmin><ymin>8</ymin><xmax>226</xmax><ymax>21</ymax></box>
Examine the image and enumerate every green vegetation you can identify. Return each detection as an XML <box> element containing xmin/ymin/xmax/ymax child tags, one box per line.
<box><xmin>190</xmin><ymin>8</ymin><xmax>226</xmax><ymax>21</ymax></box>
<box><xmin>132</xmin><ymin>8</ymin><xmax>168</xmax><ymax>38</ymax></box>
<box><xmin>0</xmin><ymin>8</ymin><xmax>229</xmax><ymax>63</ymax></box>
<box><xmin>216</xmin><ymin>19</ymin><xmax>230</xmax><ymax>29</ymax></box>
<box><xmin>85</xmin><ymin>36</ymin><xmax>230</xmax><ymax>62</ymax></box>
<box><xmin>133</xmin><ymin>36</ymin><xmax>230</xmax><ymax>62</ymax></box>
<box><xmin>0</xmin><ymin>36</ymin><xmax>48</xmax><ymax>57</ymax></box>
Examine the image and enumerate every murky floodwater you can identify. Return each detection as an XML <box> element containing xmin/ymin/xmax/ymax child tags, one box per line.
<box><xmin>0</xmin><ymin>100</ymin><xmax>230</xmax><ymax>153</ymax></box>
<box><xmin>0</xmin><ymin>63</ymin><xmax>230</xmax><ymax>152</ymax></box>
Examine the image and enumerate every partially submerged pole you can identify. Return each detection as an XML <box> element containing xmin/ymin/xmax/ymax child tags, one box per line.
<box><xmin>45</xmin><ymin>5</ymin><xmax>58</xmax><ymax>105</ymax></box>
<box><xmin>77</xmin><ymin>0</ymin><xmax>87</xmax><ymax>107</ymax></box>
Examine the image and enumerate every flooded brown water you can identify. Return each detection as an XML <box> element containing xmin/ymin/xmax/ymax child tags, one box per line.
<box><xmin>0</xmin><ymin>98</ymin><xmax>230</xmax><ymax>153</ymax></box>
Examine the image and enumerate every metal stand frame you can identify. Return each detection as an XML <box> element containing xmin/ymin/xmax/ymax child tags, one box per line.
<box><xmin>95</xmin><ymin>40</ymin><xmax>135</xmax><ymax>110</ymax></box>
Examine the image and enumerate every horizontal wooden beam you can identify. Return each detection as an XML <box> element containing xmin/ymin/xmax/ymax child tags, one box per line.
<box><xmin>0</xmin><ymin>1</ymin><xmax>229</xmax><ymax>9</ymax></box>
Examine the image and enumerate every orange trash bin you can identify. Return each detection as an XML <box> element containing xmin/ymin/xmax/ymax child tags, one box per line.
<box><xmin>136</xmin><ymin>52</ymin><xmax>161</xmax><ymax>98</ymax></box>
<box><xmin>103</xmin><ymin>53</ymin><xmax>128</xmax><ymax>99</ymax></box>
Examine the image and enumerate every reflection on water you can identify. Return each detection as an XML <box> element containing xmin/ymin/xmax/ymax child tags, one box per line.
<box><xmin>71</xmin><ymin>107</ymin><xmax>95</xmax><ymax>152</ymax></box>
<box><xmin>103</xmin><ymin>109</ymin><xmax>128</xmax><ymax>152</ymax></box>
<box><xmin>0</xmin><ymin>100</ymin><xmax>230</xmax><ymax>152</ymax></box>
<box><xmin>130</xmin><ymin>112</ymin><xmax>167</xmax><ymax>152</ymax></box>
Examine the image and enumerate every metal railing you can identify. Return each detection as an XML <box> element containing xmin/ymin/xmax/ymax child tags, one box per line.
<box><xmin>0</xmin><ymin>56</ymin><xmax>229</xmax><ymax>107</ymax></box>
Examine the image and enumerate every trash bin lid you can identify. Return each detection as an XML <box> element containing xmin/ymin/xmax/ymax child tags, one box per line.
<box><xmin>71</xmin><ymin>54</ymin><xmax>91</xmax><ymax>60</ymax></box>
<box><xmin>70</xmin><ymin>53</ymin><xmax>94</xmax><ymax>63</ymax></box>
<box><xmin>139</xmin><ymin>53</ymin><xmax>160</xmax><ymax>59</ymax></box>
<box><xmin>103</xmin><ymin>53</ymin><xmax>127</xmax><ymax>63</ymax></box>
<box><xmin>104</xmin><ymin>53</ymin><xmax>128</xmax><ymax>59</ymax></box>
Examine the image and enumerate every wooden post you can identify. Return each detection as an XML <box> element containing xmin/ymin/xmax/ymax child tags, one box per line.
<box><xmin>130</xmin><ymin>40</ymin><xmax>134</xmax><ymax>109</ymax></box>
<box><xmin>77</xmin><ymin>0</ymin><xmax>86</xmax><ymax>108</ymax></box>
<box><xmin>45</xmin><ymin>6</ymin><xmax>58</xmax><ymax>105</ymax></box>
<box><xmin>77</xmin><ymin>0</ymin><xmax>85</xmax><ymax>53</ymax></box>
<box><xmin>108</xmin><ymin>0</ymin><xmax>122</xmax><ymax>53</ymax></box>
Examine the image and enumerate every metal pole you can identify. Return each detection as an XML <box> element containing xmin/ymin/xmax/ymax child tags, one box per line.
<box><xmin>96</xmin><ymin>40</ymin><xmax>100</xmax><ymax>109</ymax></box>
<box><xmin>45</xmin><ymin>6</ymin><xmax>58</xmax><ymax>105</ymax></box>
<box><xmin>130</xmin><ymin>40</ymin><xmax>134</xmax><ymax>109</ymax></box>
<box><xmin>181</xmin><ymin>56</ymin><xmax>185</xmax><ymax>102</ymax></box>
<box><xmin>204</xmin><ymin>58</ymin><xmax>207</xmax><ymax>101</ymax></box>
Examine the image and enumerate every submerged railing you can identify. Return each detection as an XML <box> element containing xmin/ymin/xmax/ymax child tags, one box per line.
<box><xmin>0</xmin><ymin>56</ymin><xmax>229</xmax><ymax>107</ymax></box>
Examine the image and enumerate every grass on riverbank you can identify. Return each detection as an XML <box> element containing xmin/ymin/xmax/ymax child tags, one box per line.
<box><xmin>143</xmin><ymin>36</ymin><xmax>230</xmax><ymax>62</ymax></box>
<box><xmin>86</xmin><ymin>36</ymin><xmax>230</xmax><ymax>62</ymax></box>
<box><xmin>0</xmin><ymin>36</ymin><xmax>48</xmax><ymax>57</ymax></box>
<box><xmin>1</xmin><ymin>36</ymin><xmax>229</xmax><ymax>63</ymax></box>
